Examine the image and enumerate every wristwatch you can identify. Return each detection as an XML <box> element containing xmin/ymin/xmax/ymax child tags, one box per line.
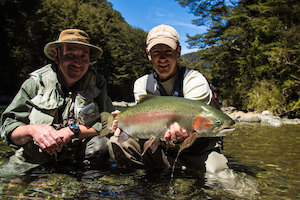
<box><xmin>68</xmin><ymin>123</ymin><xmax>80</xmax><ymax>138</ymax></box>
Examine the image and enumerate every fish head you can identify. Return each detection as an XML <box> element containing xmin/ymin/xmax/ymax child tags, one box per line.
<box><xmin>192</xmin><ymin>106</ymin><xmax>235</xmax><ymax>137</ymax></box>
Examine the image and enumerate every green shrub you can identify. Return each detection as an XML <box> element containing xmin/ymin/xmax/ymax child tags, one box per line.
<box><xmin>245</xmin><ymin>80</ymin><xmax>284</xmax><ymax>114</ymax></box>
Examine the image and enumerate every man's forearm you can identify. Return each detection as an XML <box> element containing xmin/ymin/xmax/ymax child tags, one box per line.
<box><xmin>78</xmin><ymin>125</ymin><xmax>98</xmax><ymax>138</ymax></box>
<box><xmin>10</xmin><ymin>125</ymin><xmax>33</xmax><ymax>145</ymax></box>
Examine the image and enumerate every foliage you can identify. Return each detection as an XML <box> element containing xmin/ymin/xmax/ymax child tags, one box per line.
<box><xmin>176</xmin><ymin>0</ymin><xmax>300</xmax><ymax>115</ymax></box>
<box><xmin>0</xmin><ymin>0</ymin><xmax>152</xmax><ymax>102</ymax></box>
<box><xmin>179</xmin><ymin>50</ymin><xmax>212</xmax><ymax>80</ymax></box>
<box><xmin>1</xmin><ymin>0</ymin><xmax>299</xmax><ymax>112</ymax></box>
<box><xmin>293</xmin><ymin>100</ymin><xmax>300</xmax><ymax>109</ymax></box>
<box><xmin>245</xmin><ymin>79</ymin><xmax>284</xmax><ymax>113</ymax></box>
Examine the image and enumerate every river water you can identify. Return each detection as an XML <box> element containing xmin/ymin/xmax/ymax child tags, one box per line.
<box><xmin>0</xmin><ymin>123</ymin><xmax>299</xmax><ymax>199</ymax></box>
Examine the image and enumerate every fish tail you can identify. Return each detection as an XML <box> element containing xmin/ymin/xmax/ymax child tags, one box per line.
<box><xmin>98</xmin><ymin>112</ymin><xmax>114</xmax><ymax>137</ymax></box>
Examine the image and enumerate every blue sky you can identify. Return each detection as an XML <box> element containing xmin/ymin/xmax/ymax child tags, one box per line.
<box><xmin>108</xmin><ymin>0</ymin><xmax>207</xmax><ymax>55</ymax></box>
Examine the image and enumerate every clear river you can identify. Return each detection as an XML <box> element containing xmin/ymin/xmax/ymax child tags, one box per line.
<box><xmin>0</xmin><ymin>122</ymin><xmax>299</xmax><ymax>199</ymax></box>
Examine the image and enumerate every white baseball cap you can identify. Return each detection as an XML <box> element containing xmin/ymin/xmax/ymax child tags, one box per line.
<box><xmin>146</xmin><ymin>24</ymin><xmax>180</xmax><ymax>50</ymax></box>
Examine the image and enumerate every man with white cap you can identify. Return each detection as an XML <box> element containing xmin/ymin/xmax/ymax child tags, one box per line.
<box><xmin>108</xmin><ymin>24</ymin><xmax>228</xmax><ymax>173</ymax></box>
<box><xmin>0</xmin><ymin>29</ymin><xmax>114</xmax><ymax>175</ymax></box>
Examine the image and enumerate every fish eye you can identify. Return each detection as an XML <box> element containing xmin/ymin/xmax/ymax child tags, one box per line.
<box><xmin>214</xmin><ymin>120</ymin><xmax>222</xmax><ymax>126</ymax></box>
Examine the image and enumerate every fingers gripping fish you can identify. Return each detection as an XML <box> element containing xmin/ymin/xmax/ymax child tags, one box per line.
<box><xmin>105</xmin><ymin>95</ymin><xmax>235</xmax><ymax>155</ymax></box>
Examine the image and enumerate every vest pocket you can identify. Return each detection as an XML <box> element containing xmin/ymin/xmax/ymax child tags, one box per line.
<box><xmin>77</xmin><ymin>102</ymin><xmax>100</xmax><ymax>126</ymax></box>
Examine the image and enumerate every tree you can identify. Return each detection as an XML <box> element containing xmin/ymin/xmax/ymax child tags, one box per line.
<box><xmin>0</xmin><ymin>0</ymin><xmax>43</xmax><ymax>98</ymax></box>
<box><xmin>0</xmin><ymin>0</ymin><xmax>152</xmax><ymax>102</ymax></box>
<box><xmin>176</xmin><ymin>0</ymin><xmax>300</xmax><ymax>114</ymax></box>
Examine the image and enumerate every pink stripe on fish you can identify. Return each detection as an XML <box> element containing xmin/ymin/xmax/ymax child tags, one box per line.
<box><xmin>119</xmin><ymin>112</ymin><xmax>181</xmax><ymax>125</ymax></box>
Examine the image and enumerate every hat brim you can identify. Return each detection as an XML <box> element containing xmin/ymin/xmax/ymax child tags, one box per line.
<box><xmin>147</xmin><ymin>38</ymin><xmax>178</xmax><ymax>51</ymax></box>
<box><xmin>44</xmin><ymin>41</ymin><xmax>103</xmax><ymax>61</ymax></box>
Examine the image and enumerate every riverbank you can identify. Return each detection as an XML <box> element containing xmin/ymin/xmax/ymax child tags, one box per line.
<box><xmin>222</xmin><ymin>107</ymin><xmax>300</xmax><ymax>126</ymax></box>
<box><xmin>112</xmin><ymin>102</ymin><xmax>300</xmax><ymax>126</ymax></box>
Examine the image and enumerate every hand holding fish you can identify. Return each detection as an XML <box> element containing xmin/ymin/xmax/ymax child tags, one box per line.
<box><xmin>163</xmin><ymin>122</ymin><xmax>189</xmax><ymax>144</ymax></box>
<box><xmin>112</xmin><ymin>117</ymin><xmax>188</xmax><ymax>144</ymax></box>
<box><xmin>111</xmin><ymin>110</ymin><xmax>121</xmax><ymax>137</ymax></box>
<box><xmin>107</xmin><ymin>95</ymin><xmax>235</xmax><ymax>154</ymax></box>
<box><xmin>111</xmin><ymin>109</ymin><xmax>188</xmax><ymax>143</ymax></box>
<box><xmin>112</xmin><ymin>120</ymin><xmax>121</xmax><ymax>137</ymax></box>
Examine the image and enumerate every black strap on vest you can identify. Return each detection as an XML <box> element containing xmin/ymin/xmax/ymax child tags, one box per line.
<box><xmin>146</xmin><ymin>66</ymin><xmax>190</xmax><ymax>97</ymax></box>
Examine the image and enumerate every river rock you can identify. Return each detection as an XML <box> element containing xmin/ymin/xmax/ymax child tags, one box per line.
<box><xmin>281</xmin><ymin>117</ymin><xmax>300</xmax><ymax>125</ymax></box>
<box><xmin>221</xmin><ymin>106</ymin><xmax>237</xmax><ymax>114</ymax></box>
<box><xmin>228</xmin><ymin>110</ymin><xmax>286</xmax><ymax>126</ymax></box>
<box><xmin>228</xmin><ymin>111</ymin><xmax>261</xmax><ymax>123</ymax></box>
<box><xmin>261</xmin><ymin>110</ymin><xmax>271</xmax><ymax>115</ymax></box>
<box><xmin>259</xmin><ymin>115</ymin><xmax>282</xmax><ymax>127</ymax></box>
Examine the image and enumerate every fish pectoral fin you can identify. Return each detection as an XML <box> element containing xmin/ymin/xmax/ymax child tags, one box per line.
<box><xmin>179</xmin><ymin>133</ymin><xmax>198</xmax><ymax>152</ymax></box>
<box><xmin>142</xmin><ymin>137</ymin><xmax>160</xmax><ymax>156</ymax></box>
<box><xmin>117</xmin><ymin>131</ymin><xmax>129</xmax><ymax>143</ymax></box>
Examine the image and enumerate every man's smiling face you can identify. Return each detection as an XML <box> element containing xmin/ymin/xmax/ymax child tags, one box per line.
<box><xmin>55</xmin><ymin>43</ymin><xmax>90</xmax><ymax>88</ymax></box>
<box><xmin>147</xmin><ymin>44</ymin><xmax>181</xmax><ymax>81</ymax></box>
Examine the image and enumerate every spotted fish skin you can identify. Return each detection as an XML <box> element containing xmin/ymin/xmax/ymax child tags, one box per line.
<box><xmin>115</xmin><ymin>95</ymin><xmax>235</xmax><ymax>140</ymax></box>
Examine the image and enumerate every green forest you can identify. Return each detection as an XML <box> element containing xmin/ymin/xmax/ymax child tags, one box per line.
<box><xmin>0</xmin><ymin>0</ymin><xmax>299</xmax><ymax>116</ymax></box>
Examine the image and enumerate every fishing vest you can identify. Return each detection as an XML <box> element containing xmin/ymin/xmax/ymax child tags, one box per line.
<box><xmin>146</xmin><ymin>66</ymin><xmax>220</xmax><ymax>109</ymax></box>
<box><xmin>28</xmin><ymin>64</ymin><xmax>101</xmax><ymax>126</ymax></box>
<box><xmin>146</xmin><ymin>66</ymin><xmax>190</xmax><ymax>97</ymax></box>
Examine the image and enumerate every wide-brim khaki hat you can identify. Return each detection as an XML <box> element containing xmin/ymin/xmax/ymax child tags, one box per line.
<box><xmin>146</xmin><ymin>24</ymin><xmax>180</xmax><ymax>50</ymax></box>
<box><xmin>44</xmin><ymin>29</ymin><xmax>103</xmax><ymax>61</ymax></box>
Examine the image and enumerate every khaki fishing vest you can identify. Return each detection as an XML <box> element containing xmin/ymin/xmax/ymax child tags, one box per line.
<box><xmin>28</xmin><ymin>64</ymin><xmax>100</xmax><ymax>126</ymax></box>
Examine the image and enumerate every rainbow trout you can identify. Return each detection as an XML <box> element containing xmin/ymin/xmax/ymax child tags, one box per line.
<box><xmin>108</xmin><ymin>95</ymin><xmax>235</xmax><ymax>153</ymax></box>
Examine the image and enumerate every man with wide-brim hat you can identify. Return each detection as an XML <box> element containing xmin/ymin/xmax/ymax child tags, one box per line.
<box><xmin>44</xmin><ymin>29</ymin><xmax>103</xmax><ymax>61</ymax></box>
<box><xmin>0</xmin><ymin>29</ymin><xmax>115</xmax><ymax>175</ymax></box>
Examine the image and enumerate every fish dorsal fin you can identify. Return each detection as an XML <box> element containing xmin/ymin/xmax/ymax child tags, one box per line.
<box><xmin>137</xmin><ymin>94</ymin><xmax>158</xmax><ymax>104</ymax></box>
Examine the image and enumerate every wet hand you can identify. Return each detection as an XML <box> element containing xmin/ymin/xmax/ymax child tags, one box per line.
<box><xmin>164</xmin><ymin>122</ymin><xmax>189</xmax><ymax>144</ymax></box>
<box><xmin>56</xmin><ymin>127</ymin><xmax>75</xmax><ymax>143</ymax></box>
<box><xmin>111</xmin><ymin>110</ymin><xmax>122</xmax><ymax>137</ymax></box>
<box><xmin>29</xmin><ymin>124</ymin><xmax>64</xmax><ymax>155</ymax></box>
<box><xmin>111</xmin><ymin>110</ymin><xmax>121</xmax><ymax>116</ymax></box>
<box><xmin>112</xmin><ymin>120</ymin><xmax>122</xmax><ymax>137</ymax></box>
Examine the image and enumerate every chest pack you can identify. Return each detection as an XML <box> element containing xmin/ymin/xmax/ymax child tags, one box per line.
<box><xmin>146</xmin><ymin>66</ymin><xmax>220</xmax><ymax>109</ymax></box>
